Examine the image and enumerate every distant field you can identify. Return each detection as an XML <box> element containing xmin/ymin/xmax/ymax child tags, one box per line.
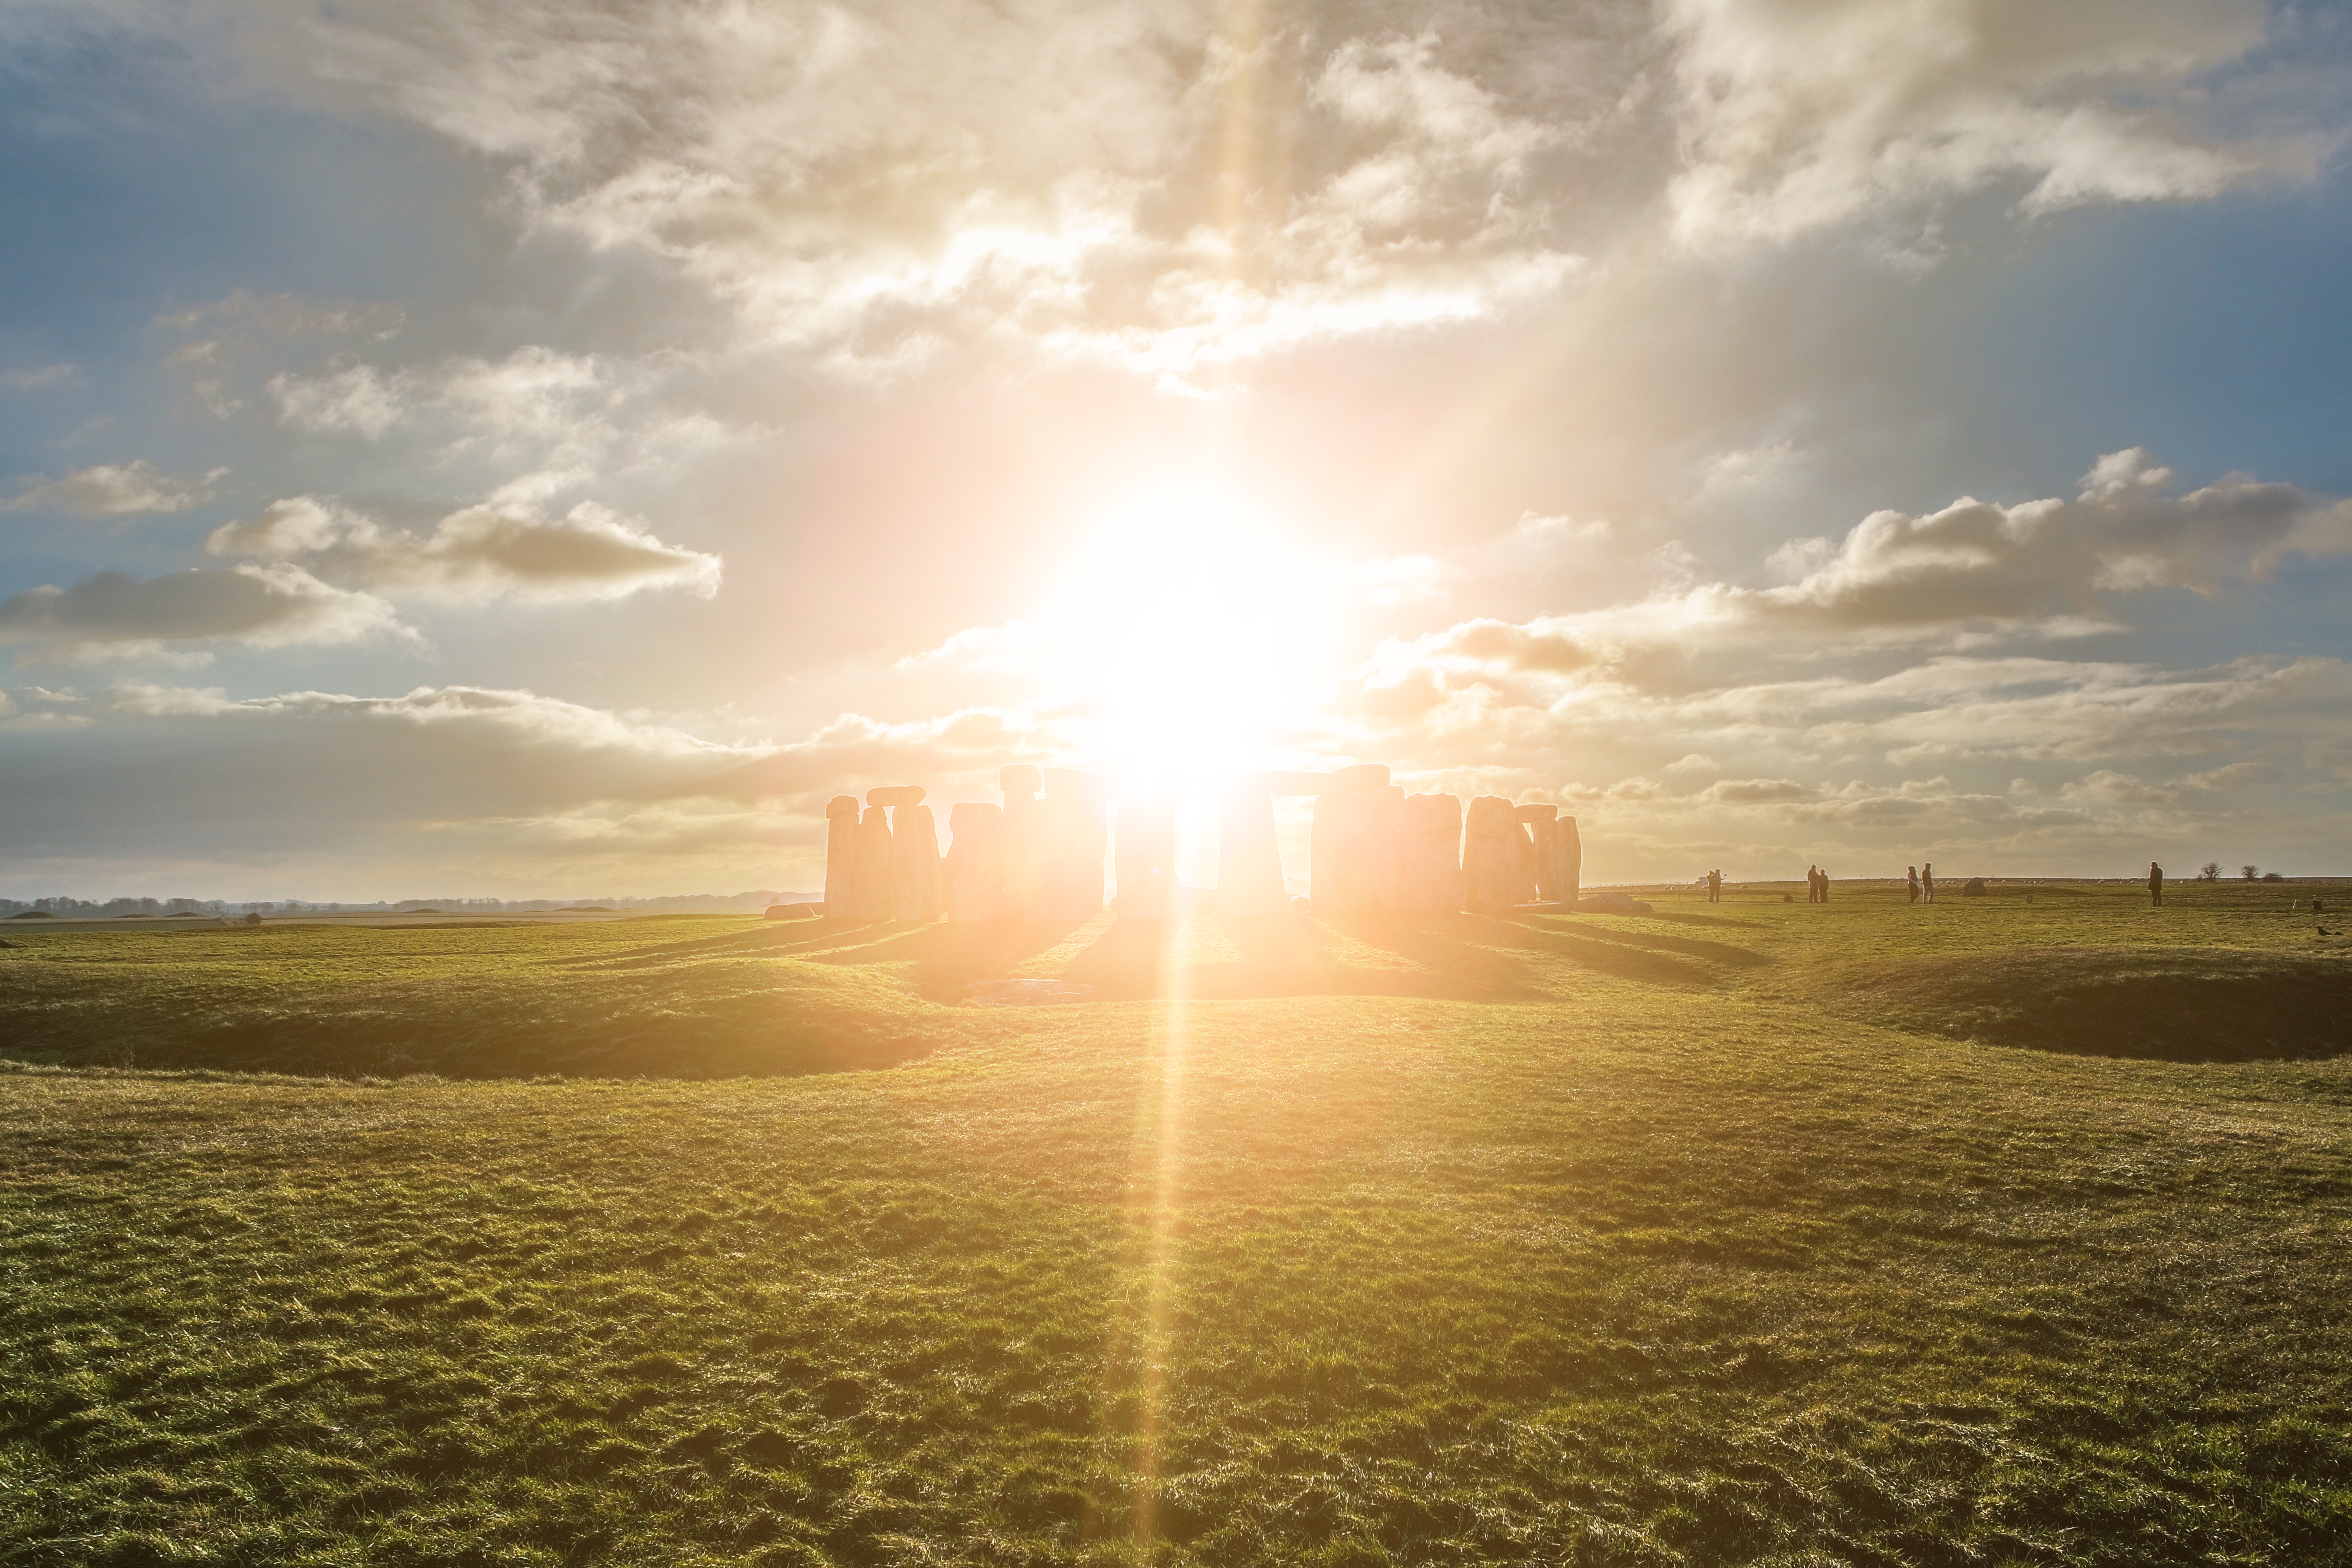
<box><xmin>4</xmin><ymin>882</ymin><xmax>2351</xmax><ymax>1564</ymax></box>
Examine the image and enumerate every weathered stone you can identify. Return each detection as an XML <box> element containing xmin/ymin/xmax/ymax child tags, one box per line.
<box><xmin>848</xmin><ymin>804</ymin><xmax>894</xmax><ymax>921</ymax></box>
<box><xmin>943</xmin><ymin>802</ymin><xmax>1009</xmax><ymax>922</ymax></box>
<box><xmin>1312</xmin><ymin>784</ymin><xmax>1402</xmax><ymax>913</ymax></box>
<box><xmin>1553</xmin><ymin>815</ymin><xmax>1582</xmax><ymax>909</ymax></box>
<box><xmin>1114</xmin><ymin>795</ymin><xmax>1178</xmax><ymax>919</ymax></box>
<box><xmin>1398</xmin><ymin>793</ymin><xmax>1463</xmax><ymax>912</ymax></box>
<box><xmin>1463</xmin><ymin>795</ymin><xmax>1524</xmax><ymax>909</ymax></box>
<box><xmin>1528</xmin><ymin>818</ymin><xmax>1559</xmax><ymax>903</ymax></box>
<box><xmin>1518</xmin><ymin>805</ymin><xmax>1557</xmax><ymax>900</ymax></box>
<box><xmin>822</xmin><ymin>796</ymin><xmax>861</xmax><ymax>918</ymax></box>
<box><xmin>999</xmin><ymin>764</ymin><xmax>1042</xmax><ymax>796</ymax></box>
<box><xmin>867</xmin><ymin>784</ymin><xmax>926</xmax><ymax>808</ymax></box>
<box><xmin>1216</xmin><ymin>790</ymin><xmax>1287</xmax><ymax>914</ymax></box>
<box><xmin>888</xmin><ymin>801</ymin><xmax>943</xmax><ymax>922</ymax></box>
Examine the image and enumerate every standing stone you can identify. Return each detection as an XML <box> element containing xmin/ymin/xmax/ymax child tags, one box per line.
<box><xmin>1216</xmin><ymin>790</ymin><xmax>1287</xmax><ymax>914</ymax></box>
<box><xmin>1311</xmin><ymin>784</ymin><xmax>1402</xmax><ymax>913</ymax></box>
<box><xmin>822</xmin><ymin>795</ymin><xmax>861</xmax><ymax>918</ymax></box>
<box><xmin>1518</xmin><ymin>804</ymin><xmax>1559</xmax><ymax>903</ymax></box>
<box><xmin>1554</xmin><ymin>815</ymin><xmax>1582</xmax><ymax>910</ymax></box>
<box><xmin>943</xmin><ymin>802</ymin><xmax>1009</xmax><ymax>922</ymax></box>
<box><xmin>849</xmin><ymin>804</ymin><xmax>894</xmax><ymax>921</ymax></box>
<box><xmin>888</xmin><ymin>801</ymin><xmax>943</xmax><ymax>922</ymax></box>
<box><xmin>867</xmin><ymin>784</ymin><xmax>925</xmax><ymax>808</ymax></box>
<box><xmin>1398</xmin><ymin>793</ymin><xmax>1463</xmax><ymax>912</ymax></box>
<box><xmin>1114</xmin><ymin>794</ymin><xmax>1178</xmax><ymax>919</ymax></box>
<box><xmin>1463</xmin><ymin>795</ymin><xmax>1523</xmax><ymax>909</ymax></box>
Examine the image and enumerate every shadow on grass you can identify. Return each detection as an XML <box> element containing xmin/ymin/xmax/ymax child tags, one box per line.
<box><xmin>708</xmin><ymin>910</ymin><xmax>1776</xmax><ymax>1004</ymax></box>
<box><xmin>1637</xmin><ymin>910</ymin><xmax>1772</xmax><ymax>931</ymax></box>
<box><xmin>1497</xmin><ymin>911</ymin><xmax>1776</xmax><ymax>972</ymax></box>
<box><xmin>1824</xmin><ymin>945</ymin><xmax>2352</xmax><ymax>1061</ymax></box>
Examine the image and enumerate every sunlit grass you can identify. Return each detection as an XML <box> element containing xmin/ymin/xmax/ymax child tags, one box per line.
<box><xmin>3</xmin><ymin>882</ymin><xmax>2349</xmax><ymax>1564</ymax></box>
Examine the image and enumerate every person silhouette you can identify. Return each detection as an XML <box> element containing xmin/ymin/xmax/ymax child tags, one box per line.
<box><xmin>2148</xmin><ymin>860</ymin><xmax>2164</xmax><ymax>907</ymax></box>
<box><xmin>1906</xmin><ymin>865</ymin><xmax>1920</xmax><ymax>903</ymax></box>
<box><xmin>1818</xmin><ymin>866</ymin><xmax>1829</xmax><ymax>903</ymax></box>
<box><xmin>1921</xmin><ymin>862</ymin><xmax>1936</xmax><ymax>904</ymax></box>
<box><xmin>1805</xmin><ymin>864</ymin><xmax>1819</xmax><ymax>903</ymax></box>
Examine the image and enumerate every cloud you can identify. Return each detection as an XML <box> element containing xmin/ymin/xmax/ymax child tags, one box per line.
<box><xmin>232</xmin><ymin>3</ymin><xmax>1596</xmax><ymax>384</ymax></box>
<box><xmin>206</xmin><ymin>496</ymin><xmax>721</xmax><ymax>604</ymax></box>
<box><xmin>0</xmin><ymin>363</ymin><xmax>79</xmax><ymax>390</ymax></box>
<box><xmin>2</xmin><ymin>461</ymin><xmax>228</xmax><ymax>516</ymax></box>
<box><xmin>1381</xmin><ymin>450</ymin><xmax>2352</xmax><ymax>685</ymax></box>
<box><xmin>0</xmin><ymin>565</ymin><xmax>405</xmax><ymax>659</ymax></box>
<box><xmin>7</xmin><ymin>679</ymin><xmax>1083</xmax><ymax>885</ymax></box>
<box><xmin>698</xmin><ymin>707</ymin><xmax>1068</xmax><ymax>805</ymax></box>
<box><xmin>1699</xmin><ymin>776</ymin><xmax>1812</xmax><ymax>803</ymax></box>
<box><xmin>269</xmin><ymin>363</ymin><xmax>404</xmax><ymax>438</ymax></box>
<box><xmin>104</xmin><ymin>682</ymin><xmax>240</xmax><ymax>717</ymax></box>
<box><xmin>1413</xmin><ymin>616</ymin><xmax>1605</xmax><ymax>675</ymax></box>
<box><xmin>2060</xmin><ymin>760</ymin><xmax>2271</xmax><ymax>807</ymax></box>
<box><xmin>1660</xmin><ymin>0</ymin><xmax>2289</xmax><ymax>248</ymax></box>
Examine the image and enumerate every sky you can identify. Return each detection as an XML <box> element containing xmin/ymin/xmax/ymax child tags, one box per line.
<box><xmin>3</xmin><ymin>0</ymin><xmax>2351</xmax><ymax>900</ymax></box>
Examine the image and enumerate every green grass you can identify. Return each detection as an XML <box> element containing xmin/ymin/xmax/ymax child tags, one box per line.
<box><xmin>3</xmin><ymin>883</ymin><xmax>2351</xmax><ymax>1565</ymax></box>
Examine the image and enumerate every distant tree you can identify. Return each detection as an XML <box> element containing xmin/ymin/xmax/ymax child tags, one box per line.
<box><xmin>2199</xmin><ymin>861</ymin><xmax>2221</xmax><ymax>881</ymax></box>
<box><xmin>2242</xmin><ymin>865</ymin><xmax>2260</xmax><ymax>881</ymax></box>
<box><xmin>2261</xmin><ymin>870</ymin><xmax>2285</xmax><ymax>882</ymax></box>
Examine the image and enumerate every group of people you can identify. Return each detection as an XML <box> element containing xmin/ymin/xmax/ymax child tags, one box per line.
<box><xmin>1699</xmin><ymin>861</ymin><xmax>2174</xmax><ymax>906</ymax></box>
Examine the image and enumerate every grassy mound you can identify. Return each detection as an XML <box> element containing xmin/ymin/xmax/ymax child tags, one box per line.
<box><xmin>0</xmin><ymin>919</ymin><xmax>999</xmax><ymax>1079</ymax></box>
<box><xmin>1828</xmin><ymin>945</ymin><xmax>2352</xmax><ymax>1060</ymax></box>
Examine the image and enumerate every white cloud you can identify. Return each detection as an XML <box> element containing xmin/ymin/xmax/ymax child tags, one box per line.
<box><xmin>105</xmin><ymin>682</ymin><xmax>239</xmax><ymax>717</ymax></box>
<box><xmin>0</xmin><ymin>565</ymin><xmax>405</xmax><ymax>660</ymax></box>
<box><xmin>1660</xmin><ymin>0</ymin><xmax>2288</xmax><ymax>248</ymax></box>
<box><xmin>268</xmin><ymin>362</ymin><xmax>404</xmax><ymax>437</ymax></box>
<box><xmin>206</xmin><ymin>496</ymin><xmax>721</xmax><ymax>604</ymax></box>
<box><xmin>1</xmin><ymin>461</ymin><xmax>228</xmax><ymax>516</ymax></box>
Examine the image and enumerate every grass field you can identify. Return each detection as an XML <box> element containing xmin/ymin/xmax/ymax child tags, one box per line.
<box><xmin>4</xmin><ymin>881</ymin><xmax>2351</xmax><ymax>1565</ymax></box>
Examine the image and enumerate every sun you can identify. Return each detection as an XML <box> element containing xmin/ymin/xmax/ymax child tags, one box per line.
<box><xmin>1037</xmin><ymin>484</ymin><xmax>1337</xmax><ymax>791</ymax></box>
